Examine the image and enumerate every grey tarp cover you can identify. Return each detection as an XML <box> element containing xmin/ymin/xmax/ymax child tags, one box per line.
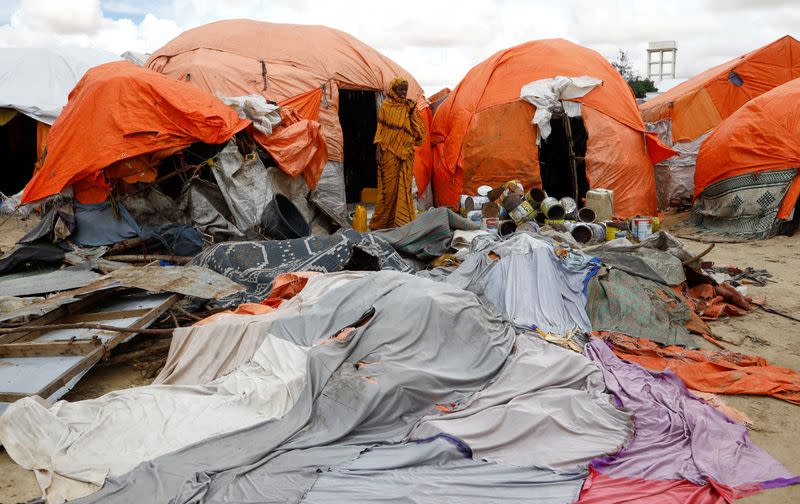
<box><xmin>77</xmin><ymin>271</ymin><xmax>515</xmax><ymax>503</ymax></box>
<box><xmin>211</xmin><ymin>141</ymin><xmax>271</xmax><ymax>233</ymax></box>
<box><xmin>305</xmin><ymin>435</ymin><xmax>587</xmax><ymax>503</ymax></box>
<box><xmin>72</xmin><ymin>202</ymin><xmax>140</xmax><ymax>247</ymax></box>
<box><xmin>586</xmin><ymin>268</ymin><xmax>695</xmax><ymax>348</ymax></box>
<box><xmin>411</xmin><ymin>335</ymin><xmax>631</xmax><ymax>471</ymax></box>
<box><xmin>373</xmin><ymin>207</ymin><xmax>480</xmax><ymax>260</ymax></box>
<box><xmin>585</xmin><ymin>231</ymin><xmax>687</xmax><ymax>286</ymax></box>
<box><xmin>422</xmin><ymin>233</ymin><xmax>594</xmax><ymax>335</ymax></box>
<box><xmin>190</xmin><ymin>230</ymin><xmax>413</xmax><ymax>307</ymax></box>
<box><xmin>179</xmin><ymin>178</ymin><xmax>244</xmax><ymax>240</ymax></box>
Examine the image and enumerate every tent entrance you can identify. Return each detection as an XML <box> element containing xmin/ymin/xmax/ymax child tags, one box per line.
<box><xmin>338</xmin><ymin>89</ymin><xmax>378</xmax><ymax>203</ymax></box>
<box><xmin>537</xmin><ymin>114</ymin><xmax>589</xmax><ymax>202</ymax></box>
<box><xmin>0</xmin><ymin>113</ymin><xmax>37</xmax><ymax>196</ymax></box>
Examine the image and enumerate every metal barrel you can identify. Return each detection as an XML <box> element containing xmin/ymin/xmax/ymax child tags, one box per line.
<box><xmin>540</xmin><ymin>197</ymin><xmax>566</xmax><ymax>220</ymax></box>
<box><xmin>577</xmin><ymin>207</ymin><xmax>596</xmax><ymax>223</ymax></box>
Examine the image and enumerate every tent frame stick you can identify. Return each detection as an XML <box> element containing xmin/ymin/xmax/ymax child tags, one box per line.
<box><xmin>563</xmin><ymin>114</ymin><xmax>579</xmax><ymax>202</ymax></box>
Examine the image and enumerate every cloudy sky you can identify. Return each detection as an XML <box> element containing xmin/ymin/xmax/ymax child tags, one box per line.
<box><xmin>1</xmin><ymin>0</ymin><xmax>799</xmax><ymax>94</ymax></box>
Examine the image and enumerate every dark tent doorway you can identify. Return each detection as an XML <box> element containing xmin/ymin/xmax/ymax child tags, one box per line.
<box><xmin>338</xmin><ymin>89</ymin><xmax>378</xmax><ymax>203</ymax></box>
<box><xmin>0</xmin><ymin>113</ymin><xmax>38</xmax><ymax>196</ymax></box>
<box><xmin>537</xmin><ymin>114</ymin><xmax>589</xmax><ymax>202</ymax></box>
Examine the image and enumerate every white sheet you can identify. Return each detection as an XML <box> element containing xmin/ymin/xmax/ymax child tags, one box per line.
<box><xmin>520</xmin><ymin>75</ymin><xmax>602</xmax><ymax>145</ymax></box>
<box><xmin>0</xmin><ymin>333</ymin><xmax>309</xmax><ymax>501</ymax></box>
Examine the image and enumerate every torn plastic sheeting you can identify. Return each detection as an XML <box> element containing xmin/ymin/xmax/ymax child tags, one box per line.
<box><xmin>585</xmin><ymin>339</ymin><xmax>797</xmax><ymax>488</ymax></box>
<box><xmin>520</xmin><ymin>75</ymin><xmax>603</xmax><ymax>145</ymax></box>
<box><xmin>597</xmin><ymin>332</ymin><xmax>800</xmax><ymax>405</ymax></box>
<box><xmin>373</xmin><ymin>207</ymin><xmax>480</xmax><ymax>261</ymax></box>
<box><xmin>107</xmin><ymin>265</ymin><xmax>245</xmax><ymax>300</ymax></box>
<box><xmin>309</xmin><ymin>160</ymin><xmax>348</xmax><ymax>226</ymax></box>
<box><xmin>211</xmin><ymin>140</ymin><xmax>270</xmax><ymax>233</ymax></box>
<box><xmin>588</xmin><ymin>246</ymin><xmax>686</xmax><ymax>286</ymax></box>
<box><xmin>73</xmin><ymin>271</ymin><xmax>515</xmax><ymax>503</ymax></box>
<box><xmin>178</xmin><ymin>178</ymin><xmax>244</xmax><ymax>241</ymax></box>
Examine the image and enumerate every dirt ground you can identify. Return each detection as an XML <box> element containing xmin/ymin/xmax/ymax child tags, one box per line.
<box><xmin>0</xmin><ymin>212</ymin><xmax>798</xmax><ymax>503</ymax></box>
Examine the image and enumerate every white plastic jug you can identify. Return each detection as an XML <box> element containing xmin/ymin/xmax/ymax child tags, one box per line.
<box><xmin>585</xmin><ymin>189</ymin><xmax>615</xmax><ymax>222</ymax></box>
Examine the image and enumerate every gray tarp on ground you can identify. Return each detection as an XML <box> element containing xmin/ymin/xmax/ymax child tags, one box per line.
<box><xmin>305</xmin><ymin>435</ymin><xmax>588</xmax><ymax>503</ymax></box>
<box><xmin>77</xmin><ymin>271</ymin><xmax>515</xmax><ymax>503</ymax></box>
<box><xmin>422</xmin><ymin>233</ymin><xmax>594</xmax><ymax>335</ymax></box>
<box><xmin>410</xmin><ymin>335</ymin><xmax>631</xmax><ymax>471</ymax></box>
<box><xmin>586</xmin><ymin>268</ymin><xmax>694</xmax><ymax>347</ymax></box>
<box><xmin>585</xmin><ymin>231</ymin><xmax>687</xmax><ymax>286</ymax></box>
<box><xmin>373</xmin><ymin>207</ymin><xmax>480</xmax><ymax>260</ymax></box>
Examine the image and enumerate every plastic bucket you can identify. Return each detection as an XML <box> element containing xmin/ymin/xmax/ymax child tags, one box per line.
<box><xmin>540</xmin><ymin>197</ymin><xmax>565</xmax><ymax>220</ymax></box>
<box><xmin>261</xmin><ymin>194</ymin><xmax>310</xmax><ymax>239</ymax></box>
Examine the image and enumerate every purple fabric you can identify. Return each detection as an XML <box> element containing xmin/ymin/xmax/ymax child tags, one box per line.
<box><xmin>585</xmin><ymin>340</ymin><xmax>796</xmax><ymax>488</ymax></box>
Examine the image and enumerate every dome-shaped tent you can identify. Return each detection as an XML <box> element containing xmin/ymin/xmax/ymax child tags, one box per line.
<box><xmin>429</xmin><ymin>39</ymin><xmax>670</xmax><ymax>217</ymax></box>
<box><xmin>641</xmin><ymin>36</ymin><xmax>800</xmax><ymax>208</ymax></box>
<box><xmin>692</xmin><ymin>78</ymin><xmax>800</xmax><ymax>238</ymax></box>
<box><xmin>147</xmin><ymin>20</ymin><xmax>432</xmax><ymax>216</ymax></box>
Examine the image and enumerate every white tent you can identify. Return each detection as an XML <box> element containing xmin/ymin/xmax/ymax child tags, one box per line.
<box><xmin>0</xmin><ymin>46</ymin><xmax>119</xmax><ymax>125</ymax></box>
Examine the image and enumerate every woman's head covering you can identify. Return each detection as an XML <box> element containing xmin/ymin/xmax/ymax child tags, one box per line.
<box><xmin>388</xmin><ymin>77</ymin><xmax>409</xmax><ymax>101</ymax></box>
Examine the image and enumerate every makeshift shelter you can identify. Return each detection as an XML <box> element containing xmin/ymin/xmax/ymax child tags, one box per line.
<box><xmin>640</xmin><ymin>36</ymin><xmax>800</xmax><ymax>208</ymax></box>
<box><xmin>429</xmin><ymin>39</ymin><xmax>671</xmax><ymax>217</ymax></box>
<box><xmin>0</xmin><ymin>47</ymin><xmax>119</xmax><ymax>196</ymax></box>
<box><xmin>147</xmin><ymin>19</ymin><xmax>432</xmax><ymax>219</ymax></box>
<box><xmin>20</xmin><ymin>61</ymin><xmax>250</xmax><ymax>205</ymax></box>
<box><xmin>691</xmin><ymin>78</ymin><xmax>800</xmax><ymax>238</ymax></box>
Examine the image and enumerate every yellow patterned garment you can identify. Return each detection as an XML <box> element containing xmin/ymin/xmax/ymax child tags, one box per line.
<box><xmin>369</xmin><ymin>77</ymin><xmax>426</xmax><ymax>230</ymax></box>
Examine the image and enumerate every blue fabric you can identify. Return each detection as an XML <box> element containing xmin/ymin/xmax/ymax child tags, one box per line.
<box><xmin>73</xmin><ymin>202</ymin><xmax>141</xmax><ymax>247</ymax></box>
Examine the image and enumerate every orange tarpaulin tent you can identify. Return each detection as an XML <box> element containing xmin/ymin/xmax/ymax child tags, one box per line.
<box><xmin>147</xmin><ymin>19</ymin><xmax>433</xmax><ymax>196</ymax></box>
<box><xmin>694</xmin><ymin>78</ymin><xmax>800</xmax><ymax>222</ymax></box>
<box><xmin>430</xmin><ymin>39</ymin><xmax>669</xmax><ymax>217</ymax></box>
<box><xmin>640</xmin><ymin>36</ymin><xmax>800</xmax><ymax>209</ymax></box>
<box><xmin>20</xmin><ymin>61</ymin><xmax>250</xmax><ymax>205</ymax></box>
<box><xmin>641</xmin><ymin>36</ymin><xmax>800</xmax><ymax>143</ymax></box>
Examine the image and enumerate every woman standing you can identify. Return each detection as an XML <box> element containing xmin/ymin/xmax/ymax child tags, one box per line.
<box><xmin>369</xmin><ymin>77</ymin><xmax>426</xmax><ymax>230</ymax></box>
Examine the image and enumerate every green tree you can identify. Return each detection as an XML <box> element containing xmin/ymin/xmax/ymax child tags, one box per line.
<box><xmin>610</xmin><ymin>49</ymin><xmax>658</xmax><ymax>99</ymax></box>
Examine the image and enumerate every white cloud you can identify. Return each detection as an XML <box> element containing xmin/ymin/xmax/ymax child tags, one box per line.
<box><xmin>0</xmin><ymin>0</ymin><xmax>799</xmax><ymax>93</ymax></box>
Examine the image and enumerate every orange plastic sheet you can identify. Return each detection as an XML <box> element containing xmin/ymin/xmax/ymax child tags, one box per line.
<box><xmin>641</xmin><ymin>36</ymin><xmax>800</xmax><ymax>142</ymax></box>
<box><xmin>678</xmin><ymin>283</ymin><xmax>754</xmax><ymax>320</ymax></box>
<box><xmin>260</xmin><ymin>272</ymin><xmax>321</xmax><ymax>307</ymax></box>
<box><xmin>594</xmin><ymin>332</ymin><xmax>800</xmax><ymax>405</ymax></box>
<box><xmin>694</xmin><ymin>77</ymin><xmax>800</xmax><ymax>218</ymax></box>
<box><xmin>430</xmin><ymin>39</ymin><xmax>661</xmax><ymax>216</ymax></box>
<box><xmin>251</xmin><ymin>108</ymin><xmax>328</xmax><ymax>189</ymax></box>
<box><xmin>147</xmin><ymin>20</ymin><xmax>430</xmax><ymax>165</ymax></box>
<box><xmin>578</xmin><ymin>468</ymin><xmax>735</xmax><ymax>504</ymax></box>
<box><xmin>20</xmin><ymin>61</ymin><xmax>250</xmax><ymax>205</ymax></box>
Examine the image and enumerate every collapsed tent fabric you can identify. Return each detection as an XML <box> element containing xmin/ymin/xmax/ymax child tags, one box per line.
<box><xmin>411</xmin><ymin>334</ymin><xmax>631</xmax><ymax>470</ymax></box>
<box><xmin>430</xmin><ymin>39</ymin><xmax>667</xmax><ymax>217</ymax></box>
<box><xmin>20</xmin><ymin>61</ymin><xmax>251</xmax><ymax>205</ymax></box>
<box><xmin>585</xmin><ymin>268</ymin><xmax>694</xmax><ymax>348</ymax></box>
<box><xmin>190</xmin><ymin>229</ymin><xmax>414</xmax><ymax>307</ymax></box>
<box><xmin>147</xmin><ymin>19</ymin><xmax>433</xmax><ymax>195</ymax></box>
<box><xmin>577</xmin><ymin>468</ymin><xmax>736</xmax><ymax>504</ymax></box>
<box><xmin>640</xmin><ymin>36</ymin><xmax>800</xmax><ymax>207</ymax></box>
<box><xmin>305</xmin><ymin>435</ymin><xmax>588</xmax><ymax>503</ymax></box>
<box><xmin>0</xmin><ymin>47</ymin><xmax>119</xmax><ymax>125</ymax></box>
<box><xmin>599</xmin><ymin>332</ymin><xmax>800</xmax><ymax>405</ymax></box>
<box><xmin>421</xmin><ymin>232</ymin><xmax>595</xmax><ymax>335</ymax></box>
<box><xmin>585</xmin><ymin>340</ymin><xmax>798</xmax><ymax>489</ymax></box>
<box><xmin>73</xmin><ymin>271</ymin><xmax>516</xmax><ymax>503</ymax></box>
<box><xmin>692</xmin><ymin>77</ymin><xmax>800</xmax><ymax>236</ymax></box>
<box><xmin>0</xmin><ymin>334</ymin><xmax>309</xmax><ymax>500</ymax></box>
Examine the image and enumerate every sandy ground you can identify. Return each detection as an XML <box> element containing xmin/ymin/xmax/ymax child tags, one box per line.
<box><xmin>0</xmin><ymin>213</ymin><xmax>798</xmax><ymax>503</ymax></box>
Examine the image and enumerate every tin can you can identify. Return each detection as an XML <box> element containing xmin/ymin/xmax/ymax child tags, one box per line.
<box><xmin>540</xmin><ymin>197</ymin><xmax>566</xmax><ymax>220</ymax></box>
<box><xmin>632</xmin><ymin>217</ymin><xmax>654</xmax><ymax>240</ymax></box>
<box><xmin>572</xmin><ymin>222</ymin><xmax>606</xmax><ymax>244</ymax></box>
<box><xmin>482</xmin><ymin>217</ymin><xmax>499</xmax><ymax>231</ymax></box>
<box><xmin>577</xmin><ymin>207</ymin><xmax>596</xmax><ymax>223</ymax></box>
<box><xmin>467</xmin><ymin>210</ymin><xmax>483</xmax><ymax>222</ymax></box>
<box><xmin>509</xmin><ymin>199</ymin><xmax>535</xmax><ymax>224</ymax></box>
<box><xmin>559</xmin><ymin>197</ymin><xmax>578</xmax><ymax>219</ymax></box>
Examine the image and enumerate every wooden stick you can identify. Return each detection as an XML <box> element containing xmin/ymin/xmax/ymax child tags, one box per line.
<box><xmin>103</xmin><ymin>254</ymin><xmax>193</xmax><ymax>265</ymax></box>
<box><xmin>0</xmin><ymin>323</ymin><xmax>177</xmax><ymax>335</ymax></box>
<box><xmin>681</xmin><ymin>243</ymin><xmax>715</xmax><ymax>266</ymax></box>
